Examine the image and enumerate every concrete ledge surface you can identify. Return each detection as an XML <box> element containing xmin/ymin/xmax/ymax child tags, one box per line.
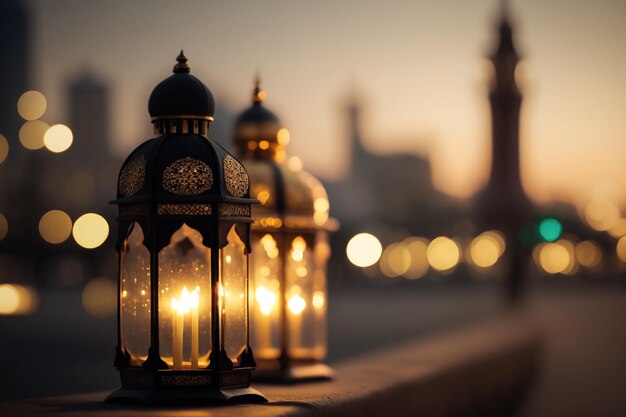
<box><xmin>0</xmin><ymin>313</ymin><xmax>541</xmax><ymax>417</ymax></box>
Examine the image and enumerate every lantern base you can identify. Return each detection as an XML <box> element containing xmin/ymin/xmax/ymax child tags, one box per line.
<box><xmin>106</xmin><ymin>368</ymin><xmax>267</xmax><ymax>404</ymax></box>
<box><xmin>105</xmin><ymin>386</ymin><xmax>266</xmax><ymax>405</ymax></box>
<box><xmin>252</xmin><ymin>362</ymin><xmax>334</xmax><ymax>383</ymax></box>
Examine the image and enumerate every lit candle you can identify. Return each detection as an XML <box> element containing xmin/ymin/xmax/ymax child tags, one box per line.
<box><xmin>190</xmin><ymin>289</ymin><xmax>199</xmax><ymax>369</ymax></box>
<box><xmin>171</xmin><ymin>297</ymin><xmax>184</xmax><ymax>369</ymax></box>
<box><xmin>287</xmin><ymin>292</ymin><xmax>306</xmax><ymax>354</ymax></box>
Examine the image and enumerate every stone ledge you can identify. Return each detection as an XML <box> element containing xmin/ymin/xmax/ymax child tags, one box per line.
<box><xmin>0</xmin><ymin>313</ymin><xmax>541</xmax><ymax>417</ymax></box>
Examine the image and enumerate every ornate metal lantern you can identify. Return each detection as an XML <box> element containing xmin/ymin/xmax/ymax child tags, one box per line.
<box><xmin>232</xmin><ymin>79</ymin><xmax>335</xmax><ymax>381</ymax></box>
<box><xmin>107</xmin><ymin>52</ymin><xmax>265</xmax><ymax>403</ymax></box>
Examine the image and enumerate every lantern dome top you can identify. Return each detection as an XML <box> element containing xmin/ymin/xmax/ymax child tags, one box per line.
<box><xmin>148</xmin><ymin>51</ymin><xmax>216</xmax><ymax>121</ymax></box>
<box><xmin>233</xmin><ymin>77</ymin><xmax>282</xmax><ymax>160</ymax></box>
<box><xmin>115</xmin><ymin>52</ymin><xmax>256</xmax><ymax>214</ymax></box>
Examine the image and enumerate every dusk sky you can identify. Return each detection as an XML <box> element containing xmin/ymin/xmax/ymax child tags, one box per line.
<box><xmin>29</xmin><ymin>0</ymin><xmax>626</xmax><ymax>208</ymax></box>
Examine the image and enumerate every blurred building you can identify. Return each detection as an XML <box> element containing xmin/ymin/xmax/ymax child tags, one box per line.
<box><xmin>325</xmin><ymin>98</ymin><xmax>463</xmax><ymax>236</ymax></box>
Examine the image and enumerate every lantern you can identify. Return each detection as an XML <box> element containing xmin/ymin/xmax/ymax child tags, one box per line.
<box><xmin>107</xmin><ymin>52</ymin><xmax>265</xmax><ymax>403</ymax></box>
<box><xmin>232</xmin><ymin>79</ymin><xmax>335</xmax><ymax>381</ymax></box>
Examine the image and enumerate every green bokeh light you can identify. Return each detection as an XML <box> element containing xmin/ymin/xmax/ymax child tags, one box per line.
<box><xmin>539</xmin><ymin>218</ymin><xmax>563</xmax><ymax>242</ymax></box>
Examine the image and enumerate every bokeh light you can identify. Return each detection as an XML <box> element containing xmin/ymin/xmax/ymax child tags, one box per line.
<box><xmin>403</xmin><ymin>237</ymin><xmax>429</xmax><ymax>279</ymax></box>
<box><xmin>19</xmin><ymin>120</ymin><xmax>49</xmax><ymax>150</ymax></box>
<box><xmin>616</xmin><ymin>236</ymin><xmax>626</xmax><ymax>263</ymax></box>
<box><xmin>39</xmin><ymin>210</ymin><xmax>72</xmax><ymax>244</ymax></box>
<box><xmin>427</xmin><ymin>237</ymin><xmax>460</xmax><ymax>272</ymax></box>
<box><xmin>0</xmin><ymin>284</ymin><xmax>19</xmax><ymax>314</ymax></box>
<box><xmin>287</xmin><ymin>156</ymin><xmax>303</xmax><ymax>172</ymax></box>
<box><xmin>0</xmin><ymin>134</ymin><xmax>8</xmax><ymax>164</ymax></box>
<box><xmin>379</xmin><ymin>242</ymin><xmax>411</xmax><ymax>278</ymax></box>
<box><xmin>538</xmin><ymin>218</ymin><xmax>563</xmax><ymax>242</ymax></box>
<box><xmin>17</xmin><ymin>90</ymin><xmax>47</xmax><ymax>120</ymax></box>
<box><xmin>44</xmin><ymin>124</ymin><xmax>73</xmax><ymax>153</ymax></box>
<box><xmin>585</xmin><ymin>200</ymin><xmax>620</xmax><ymax>231</ymax></box>
<box><xmin>469</xmin><ymin>234</ymin><xmax>500</xmax><ymax>268</ymax></box>
<box><xmin>0</xmin><ymin>213</ymin><xmax>8</xmax><ymax>241</ymax></box>
<box><xmin>538</xmin><ymin>240</ymin><xmax>575</xmax><ymax>274</ymax></box>
<box><xmin>82</xmin><ymin>277</ymin><xmax>116</xmax><ymax>318</ymax></box>
<box><xmin>575</xmin><ymin>240</ymin><xmax>602</xmax><ymax>268</ymax></box>
<box><xmin>72</xmin><ymin>213</ymin><xmax>109</xmax><ymax>249</ymax></box>
<box><xmin>346</xmin><ymin>233</ymin><xmax>383</xmax><ymax>267</ymax></box>
<box><xmin>287</xmin><ymin>294</ymin><xmax>306</xmax><ymax>315</ymax></box>
<box><xmin>277</xmin><ymin>128</ymin><xmax>290</xmax><ymax>146</ymax></box>
<box><xmin>0</xmin><ymin>284</ymin><xmax>39</xmax><ymax>315</ymax></box>
<box><xmin>607</xmin><ymin>218</ymin><xmax>626</xmax><ymax>239</ymax></box>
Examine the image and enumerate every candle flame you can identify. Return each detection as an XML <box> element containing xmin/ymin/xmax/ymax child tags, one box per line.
<box><xmin>255</xmin><ymin>285</ymin><xmax>277</xmax><ymax>316</ymax></box>
<box><xmin>172</xmin><ymin>286</ymin><xmax>199</xmax><ymax>315</ymax></box>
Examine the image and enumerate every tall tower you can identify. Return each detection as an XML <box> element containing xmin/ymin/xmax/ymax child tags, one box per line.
<box><xmin>476</xmin><ymin>1</ymin><xmax>533</xmax><ymax>302</ymax></box>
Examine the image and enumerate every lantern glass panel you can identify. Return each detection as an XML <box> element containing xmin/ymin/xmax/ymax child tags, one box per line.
<box><xmin>120</xmin><ymin>222</ymin><xmax>151</xmax><ymax>366</ymax></box>
<box><xmin>250</xmin><ymin>232</ymin><xmax>282</xmax><ymax>359</ymax></box>
<box><xmin>285</xmin><ymin>234</ymin><xmax>317</xmax><ymax>358</ymax></box>
<box><xmin>220</xmin><ymin>226</ymin><xmax>248</xmax><ymax>364</ymax></box>
<box><xmin>311</xmin><ymin>234</ymin><xmax>330</xmax><ymax>359</ymax></box>
<box><xmin>158</xmin><ymin>224</ymin><xmax>212</xmax><ymax>369</ymax></box>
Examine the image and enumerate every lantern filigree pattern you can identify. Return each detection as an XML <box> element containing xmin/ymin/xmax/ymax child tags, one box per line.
<box><xmin>118</xmin><ymin>154</ymin><xmax>146</xmax><ymax>197</ymax></box>
<box><xmin>162</xmin><ymin>157</ymin><xmax>213</xmax><ymax>195</ymax></box>
<box><xmin>157</xmin><ymin>203</ymin><xmax>212</xmax><ymax>216</ymax></box>
<box><xmin>223</xmin><ymin>155</ymin><xmax>249</xmax><ymax>197</ymax></box>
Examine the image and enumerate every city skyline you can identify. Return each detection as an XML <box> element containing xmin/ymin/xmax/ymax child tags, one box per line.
<box><xmin>22</xmin><ymin>0</ymin><xmax>626</xmax><ymax>209</ymax></box>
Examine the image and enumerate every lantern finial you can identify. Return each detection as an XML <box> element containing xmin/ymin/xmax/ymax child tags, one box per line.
<box><xmin>173</xmin><ymin>50</ymin><xmax>191</xmax><ymax>74</ymax></box>
<box><xmin>252</xmin><ymin>72</ymin><xmax>264</xmax><ymax>103</ymax></box>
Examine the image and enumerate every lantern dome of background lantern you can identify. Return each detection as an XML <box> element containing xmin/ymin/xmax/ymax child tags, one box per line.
<box><xmin>148</xmin><ymin>51</ymin><xmax>215</xmax><ymax>119</ymax></box>
<box><xmin>233</xmin><ymin>77</ymin><xmax>281</xmax><ymax>153</ymax></box>
<box><xmin>234</xmin><ymin>79</ymin><xmax>335</xmax><ymax>229</ymax></box>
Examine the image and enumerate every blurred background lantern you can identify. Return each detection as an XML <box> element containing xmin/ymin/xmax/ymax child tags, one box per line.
<box><xmin>233</xmin><ymin>79</ymin><xmax>337</xmax><ymax>381</ymax></box>
<box><xmin>107</xmin><ymin>52</ymin><xmax>265</xmax><ymax>403</ymax></box>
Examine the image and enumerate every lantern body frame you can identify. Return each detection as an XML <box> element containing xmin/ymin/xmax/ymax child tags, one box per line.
<box><xmin>107</xmin><ymin>56</ymin><xmax>264</xmax><ymax>403</ymax></box>
<box><xmin>242</xmin><ymin>157</ymin><xmax>335</xmax><ymax>382</ymax></box>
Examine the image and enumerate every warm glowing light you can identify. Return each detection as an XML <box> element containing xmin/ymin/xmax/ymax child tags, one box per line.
<box><xmin>539</xmin><ymin>218</ymin><xmax>563</xmax><ymax>242</ymax></box>
<box><xmin>403</xmin><ymin>237</ymin><xmax>429</xmax><ymax>279</ymax></box>
<box><xmin>19</xmin><ymin>120</ymin><xmax>48</xmax><ymax>150</ymax></box>
<box><xmin>314</xmin><ymin>197</ymin><xmax>329</xmax><ymax>213</ymax></box>
<box><xmin>346</xmin><ymin>233</ymin><xmax>383</xmax><ymax>267</ymax></box>
<box><xmin>259</xmin><ymin>140</ymin><xmax>270</xmax><ymax>150</ymax></box>
<box><xmin>287</xmin><ymin>156</ymin><xmax>303</xmax><ymax>172</ymax></box>
<box><xmin>607</xmin><ymin>218</ymin><xmax>626</xmax><ymax>239</ymax></box>
<box><xmin>122</xmin><ymin>290</ymin><xmax>128</xmax><ymax>298</ymax></box>
<box><xmin>0</xmin><ymin>284</ymin><xmax>39</xmax><ymax>315</ymax></box>
<box><xmin>17</xmin><ymin>90</ymin><xmax>47</xmax><ymax>120</ymax></box>
<box><xmin>313</xmin><ymin>211</ymin><xmax>329</xmax><ymax>226</ymax></box>
<box><xmin>427</xmin><ymin>237</ymin><xmax>460</xmax><ymax>272</ymax></box>
<box><xmin>288</xmin><ymin>294</ymin><xmax>306</xmax><ymax>315</ymax></box>
<box><xmin>172</xmin><ymin>286</ymin><xmax>199</xmax><ymax>314</ymax></box>
<box><xmin>617</xmin><ymin>236</ymin><xmax>626</xmax><ymax>263</ymax></box>
<box><xmin>277</xmin><ymin>128</ymin><xmax>290</xmax><ymax>146</ymax></box>
<box><xmin>482</xmin><ymin>230</ymin><xmax>506</xmax><ymax>256</ymax></box>
<box><xmin>255</xmin><ymin>285</ymin><xmax>277</xmax><ymax>316</ymax></box>
<box><xmin>469</xmin><ymin>234</ymin><xmax>500</xmax><ymax>268</ymax></box>
<box><xmin>585</xmin><ymin>200</ymin><xmax>620</xmax><ymax>231</ymax></box>
<box><xmin>257</xmin><ymin>90</ymin><xmax>267</xmax><ymax>101</ymax></box>
<box><xmin>257</xmin><ymin>190</ymin><xmax>270</xmax><ymax>204</ymax></box>
<box><xmin>82</xmin><ymin>277</ymin><xmax>117</xmax><ymax>318</ymax></box>
<box><xmin>0</xmin><ymin>284</ymin><xmax>20</xmax><ymax>314</ymax></box>
<box><xmin>0</xmin><ymin>134</ymin><xmax>8</xmax><ymax>164</ymax></box>
<box><xmin>575</xmin><ymin>241</ymin><xmax>602</xmax><ymax>268</ymax></box>
<box><xmin>539</xmin><ymin>242</ymin><xmax>571</xmax><ymax>274</ymax></box>
<box><xmin>380</xmin><ymin>242</ymin><xmax>411</xmax><ymax>277</ymax></box>
<box><xmin>39</xmin><ymin>210</ymin><xmax>72</xmax><ymax>244</ymax></box>
<box><xmin>312</xmin><ymin>291</ymin><xmax>325</xmax><ymax>310</ymax></box>
<box><xmin>44</xmin><ymin>124</ymin><xmax>73</xmax><ymax>153</ymax></box>
<box><xmin>0</xmin><ymin>213</ymin><xmax>7</xmax><ymax>241</ymax></box>
<box><xmin>73</xmin><ymin>213</ymin><xmax>109</xmax><ymax>249</ymax></box>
